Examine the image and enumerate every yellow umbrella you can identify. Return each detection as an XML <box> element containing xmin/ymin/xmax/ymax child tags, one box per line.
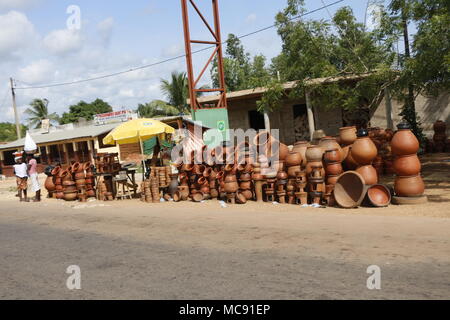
<box><xmin>103</xmin><ymin>118</ymin><xmax>175</xmax><ymax>145</ymax></box>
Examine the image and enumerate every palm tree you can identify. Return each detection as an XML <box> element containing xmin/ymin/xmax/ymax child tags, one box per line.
<box><xmin>160</xmin><ymin>71</ymin><xmax>190</xmax><ymax>114</ymax></box>
<box><xmin>137</xmin><ymin>100</ymin><xmax>179</xmax><ymax>118</ymax></box>
<box><xmin>25</xmin><ymin>99</ymin><xmax>59</xmax><ymax>129</ymax></box>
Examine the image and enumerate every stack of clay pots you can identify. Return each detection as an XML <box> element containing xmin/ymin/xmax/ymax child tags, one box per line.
<box><xmin>323</xmin><ymin>148</ymin><xmax>343</xmax><ymax>205</ymax></box>
<box><xmin>45</xmin><ymin>166</ymin><xmax>59</xmax><ymax>198</ymax></box>
<box><xmin>339</xmin><ymin>126</ymin><xmax>358</xmax><ymax>171</ymax></box>
<box><xmin>433</xmin><ymin>120</ymin><xmax>447</xmax><ymax>153</ymax></box>
<box><xmin>97</xmin><ymin>178</ymin><xmax>113</xmax><ymax>201</ymax></box>
<box><xmin>391</xmin><ymin>122</ymin><xmax>426</xmax><ymax>202</ymax></box>
<box><xmin>60</xmin><ymin>169</ymin><xmax>77</xmax><ymax>201</ymax></box>
<box><xmin>84</xmin><ymin>163</ymin><xmax>96</xmax><ymax>198</ymax></box>
<box><xmin>351</xmin><ymin>129</ymin><xmax>379</xmax><ymax>186</ymax></box>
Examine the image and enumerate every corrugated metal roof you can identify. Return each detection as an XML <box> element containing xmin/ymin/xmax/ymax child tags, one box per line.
<box><xmin>0</xmin><ymin>122</ymin><xmax>119</xmax><ymax>151</ymax></box>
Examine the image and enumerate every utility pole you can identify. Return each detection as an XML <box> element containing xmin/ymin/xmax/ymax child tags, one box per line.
<box><xmin>9</xmin><ymin>77</ymin><xmax>22</xmax><ymax>139</ymax></box>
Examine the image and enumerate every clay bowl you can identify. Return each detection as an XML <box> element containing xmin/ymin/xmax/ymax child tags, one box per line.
<box><xmin>365</xmin><ymin>184</ymin><xmax>391</xmax><ymax>207</ymax></box>
<box><xmin>339</xmin><ymin>126</ymin><xmax>357</xmax><ymax>145</ymax></box>
<box><xmin>334</xmin><ymin>171</ymin><xmax>368</xmax><ymax>208</ymax></box>
<box><xmin>393</xmin><ymin>154</ymin><xmax>421</xmax><ymax>176</ymax></box>
<box><xmin>192</xmin><ymin>193</ymin><xmax>204</xmax><ymax>202</ymax></box>
<box><xmin>63</xmin><ymin>191</ymin><xmax>78</xmax><ymax>201</ymax></box>
<box><xmin>236</xmin><ymin>192</ymin><xmax>247</xmax><ymax>204</ymax></box>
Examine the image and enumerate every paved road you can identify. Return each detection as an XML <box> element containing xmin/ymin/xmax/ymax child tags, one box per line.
<box><xmin>0</xmin><ymin>200</ymin><xmax>449</xmax><ymax>299</ymax></box>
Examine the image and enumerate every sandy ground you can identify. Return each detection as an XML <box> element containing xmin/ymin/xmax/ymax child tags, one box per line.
<box><xmin>0</xmin><ymin>153</ymin><xmax>449</xmax><ymax>299</ymax></box>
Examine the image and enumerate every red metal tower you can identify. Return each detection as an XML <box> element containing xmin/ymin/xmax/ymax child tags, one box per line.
<box><xmin>180</xmin><ymin>0</ymin><xmax>227</xmax><ymax>111</ymax></box>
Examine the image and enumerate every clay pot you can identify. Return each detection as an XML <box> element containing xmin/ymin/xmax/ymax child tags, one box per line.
<box><xmin>274</xmin><ymin>142</ymin><xmax>289</xmax><ymax>161</ymax></box>
<box><xmin>305</xmin><ymin>161</ymin><xmax>324</xmax><ymax>176</ymax></box>
<box><xmin>55</xmin><ymin>191</ymin><xmax>64</xmax><ymax>199</ymax></box>
<box><xmin>240</xmin><ymin>181</ymin><xmax>252</xmax><ymax>190</ymax></box>
<box><xmin>391</xmin><ymin>122</ymin><xmax>419</xmax><ymax>156</ymax></box>
<box><xmin>75</xmin><ymin>179</ymin><xmax>86</xmax><ymax>186</ymax></box>
<box><xmin>287</xmin><ymin>165</ymin><xmax>301</xmax><ymax>178</ymax></box>
<box><xmin>327</xmin><ymin>175</ymin><xmax>339</xmax><ymax>185</ymax></box>
<box><xmin>356</xmin><ymin>165</ymin><xmax>378</xmax><ymax>185</ymax></box>
<box><xmin>241</xmin><ymin>189</ymin><xmax>253</xmax><ymax>200</ymax></box>
<box><xmin>63</xmin><ymin>180</ymin><xmax>76</xmax><ymax>186</ymax></box>
<box><xmin>71</xmin><ymin>162</ymin><xmax>82</xmax><ymax>173</ymax></box>
<box><xmin>351</xmin><ymin>129</ymin><xmax>378</xmax><ymax>165</ymax></box>
<box><xmin>192</xmin><ymin>193</ymin><xmax>204</xmax><ymax>202</ymax></box>
<box><xmin>240</xmin><ymin>172</ymin><xmax>252</xmax><ymax>182</ymax></box>
<box><xmin>276</xmin><ymin>170</ymin><xmax>288</xmax><ymax>181</ymax></box>
<box><xmin>393</xmin><ymin>154</ymin><xmax>421</xmax><ymax>176</ymax></box>
<box><xmin>83</xmin><ymin>162</ymin><xmax>92</xmax><ymax>171</ymax></box>
<box><xmin>224</xmin><ymin>175</ymin><xmax>239</xmax><ymax>193</ymax></box>
<box><xmin>344</xmin><ymin>146</ymin><xmax>359</xmax><ymax>170</ymax></box>
<box><xmin>366</xmin><ymin>184</ymin><xmax>391</xmax><ymax>207</ymax></box>
<box><xmin>325</xmin><ymin>162</ymin><xmax>343</xmax><ymax>176</ymax></box>
<box><xmin>63</xmin><ymin>191</ymin><xmax>78</xmax><ymax>201</ymax></box>
<box><xmin>168</xmin><ymin>174</ymin><xmax>179</xmax><ymax>196</ymax></box>
<box><xmin>394</xmin><ymin>174</ymin><xmax>425</xmax><ymax>197</ymax></box>
<box><xmin>319</xmin><ymin>137</ymin><xmax>344</xmax><ymax>161</ymax></box>
<box><xmin>433</xmin><ymin>120</ymin><xmax>446</xmax><ymax>133</ymax></box>
<box><xmin>292</xmin><ymin>141</ymin><xmax>309</xmax><ymax>165</ymax></box>
<box><xmin>334</xmin><ymin>171</ymin><xmax>368</xmax><ymax>208</ymax></box>
<box><xmin>51</xmin><ymin>167</ymin><xmax>61</xmax><ymax>177</ymax></box>
<box><xmin>285</xmin><ymin>152</ymin><xmax>302</xmax><ymax>167</ymax></box>
<box><xmin>45</xmin><ymin>176</ymin><xmax>56</xmax><ymax>192</ymax></box>
<box><xmin>339</xmin><ymin>126</ymin><xmax>357</xmax><ymax>145</ymax></box>
<box><xmin>305</xmin><ymin>145</ymin><xmax>323</xmax><ymax>162</ymax></box>
<box><xmin>86</xmin><ymin>189</ymin><xmax>96</xmax><ymax>198</ymax></box>
<box><xmin>236</xmin><ymin>192</ymin><xmax>247</xmax><ymax>204</ymax></box>
<box><xmin>74</xmin><ymin>172</ymin><xmax>85</xmax><ymax>180</ymax></box>
<box><xmin>324</xmin><ymin>149</ymin><xmax>340</xmax><ymax>163</ymax></box>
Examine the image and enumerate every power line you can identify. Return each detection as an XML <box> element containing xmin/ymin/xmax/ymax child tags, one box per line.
<box><xmin>13</xmin><ymin>0</ymin><xmax>345</xmax><ymax>91</ymax></box>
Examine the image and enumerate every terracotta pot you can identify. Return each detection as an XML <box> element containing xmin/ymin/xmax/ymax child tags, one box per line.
<box><xmin>236</xmin><ymin>192</ymin><xmax>247</xmax><ymax>204</ymax></box>
<box><xmin>292</xmin><ymin>141</ymin><xmax>310</xmax><ymax>165</ymax></box>
<box><xmin>83</xmin><ymin>162</ymin><xmax>92</xmax><ymax>171</ymax></box>
<box><xmin>224</xmin><ymin>175</ymin><xmax>239</xmax><ymax>193</ymax></box>
<box><xmin>323</xmin><ymin>149</ymin><xmax>340</xmax><ymax>163</ymax></box>
<box><xmin>74</xmin><ymin>172</ymin><xmax>85</xmax><ymax>180</ymax></box>
<box><xmin>55</xmin><ymin>191</ymin><xmax>64</xmax><ymax>199</ymax></box>
<box><xmin>339</xmin><ymin>126</ymin><xmax>357</xmax><ymax>145</ymax></box>
<box><xmin>55</xmin><ymin>185</ymin><xmax>64</xmax><ymax>192</ymax></box>
<box><xmin>285</xmin><ymin>152</ymin><xmax>302</xmax><ymax>167</ymax></box>
<box><xmin>356</xmin><ymin>165</ymin><xmax>378</xmax><ymax>185</ymax></box>
<box><xmin>391</xmin><ymin>122</ymin><xmax>419</xmax><ymax>156</ymax></box>
<box><xmin>344</xmin><ymin>146</ymin><xmax>359</xmax><ymax>170</ymax></box>
<box><xmin>276</xmin><ymin>170</ymin><xmax>288</xmax><ymax>181</ymax></box>
<box><xmin>192</xmin><ymin>193</ymin><xmax>204</xmax><ymax>202</ymax></box>
<box><xmin>240</xmin><ymin>181</ymin><xmax>252</xmax><ymax>190</ymax></box>
<box><xmin>325</xmin><ymin>162</ymin><xmax>343</xmax><ymax>176</ymax></box>
<box><xmin>287</xmin><ymin>165</ymin><xmax>301</xmax><ymax>178</ymax></box>
<box><xmin>393</xmin><ymin>154</ymin><xmax>421</xmax><ymax>176</ymax></box>
<box><xmin>86</xmin><ymin>189</ymin><xmax>96</xmax><ymax>198</ymax></box>
<box><xmin>272</xmin><ymin>141</ymin><xmax>289</xmax><ymax>161</ymax></box>
<box><xmin>71</xmin><ymin>162</ymin><xmax>82</xmax><ymax>173</ymax></box>
<box><xmin>305</xmin><ymin>161</ymin><xmax>324</xmax><ymax>176</ymax></box>
<box><xmin>63</xmin><ymin>191</ymin><xmax>78</xmax><ymax>201</ymax></box>
<box><xmin>64</xmin><ymin>186</ymin><xmax>77</xmax><ymax>193</ymax></box>
<box><xmin>63</xmin><ymin>180</ymin><xmax>76</xmax><ymax>186</ymax></box>
<box><xmin>394</xmin><ymin>175</ymin><xmax>425</xmax><ymax>197</ymax></box>
<box><xmin>327</xmin><ymin>175</ymin><xmax>339</xmax><ymax>185</ymax></box>
<box><xmin>334</xmin><ymin>171</ymin><xmax>368</xmax><ymax>208</ymax></box>
<box><xmin>366</xmin><ymin>184</ymin><xmax>391</xmax><ymax>207</ymax></box>
<box><xmin>45</xmin><ymin>176</ymin><xmax>56</xmax><ymax>192</ymax></box>
<box><xmin>305</xmin><ymin>145</ymin><xmax>323</xmax><ymax>162</ymax></box>
<box><xmin>433</xmin><ymin>120</ymin><xmax>446</xmax><ymax>133</ymax></box>
<box><xmin>351</xmin><ymin>129</ymin><xmax>378</xmax><ymax>165</ymax></box>
<box><xmin>51</xmin><ymin>167</ymin><xmax>61</xmax><ymax>177</ymax></box>
<box><xmin>75</xmin><ymin>179</ymin><xmax>86</xmax><ymax>186</ymax></box>
<box><xmin>241</xmin><ymin>189</ymin><xmax>253</xmax><ymax>200</ymax></box>
<box><xmin>319</xmin><ymin>137</ymin><xmax>344</xmax><ymax>161</ymax></box>
<box><xmin>239</xmin><ymin>172</ymin><xmax>252</xmax><ymax>181</ymax></box>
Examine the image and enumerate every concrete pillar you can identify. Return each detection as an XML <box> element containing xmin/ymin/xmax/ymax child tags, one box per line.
<box><xmin>72</xmin><ymin>142</ymin><xmax>79</xmax><ymax>162</ymax></box>
<box><xmin>45</xmin><ymin>145</ymin><xmax>52</xmax><ymax>164</ymax></box>
<box><xmin>305</xmin><ymin>90</ymin><xmax>316</xmax><ymax>141</ymax></box>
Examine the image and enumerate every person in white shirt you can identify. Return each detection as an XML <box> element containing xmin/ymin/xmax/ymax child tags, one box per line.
<box><xmin>13</xmin><ymin>157</ymin><xmax>29</xmax><ymax>202</ymax></box>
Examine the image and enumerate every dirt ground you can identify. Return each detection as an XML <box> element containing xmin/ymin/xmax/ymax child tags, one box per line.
<box><xmin>0</xmin><ymin>153</ymin><xmax>449</xmax><ymax>299</ymax></box>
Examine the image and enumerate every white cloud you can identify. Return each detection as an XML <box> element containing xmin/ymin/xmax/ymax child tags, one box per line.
<box><xmin>97</xmin><ymin>17</ymin><xmax>114</xmax><ymax>46</ymax></box>
<box><xmin>17</xmin><ymin>59</ymin><xmax>54</xmax><ymax>84</ymax></box>
<box><xmin>0</xmin><ymin>0</ymin><xmax>40</xmax><ymax>11</ymax></box>
<box><xmin>0</xmin><ymin>11</ymin><xmax>37</xmax><ymax>60</ymax></box>
<box><xmin>43</xmin><ymin>29</ymin><xmax>83</xmax><ymax>55</ymax></box>
<box><xmin>245</xmin><ymin>13</ymin><xmax>257</xmax><ymax>24</ymax></box>
<box><xmin>162</xmin><ymin>43</ymin><xmax>184</xmax><ymax>57</ymax></box>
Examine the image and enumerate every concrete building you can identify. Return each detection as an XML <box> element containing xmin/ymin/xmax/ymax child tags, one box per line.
<box><xmin>196</xmin><ymin>75</ymin><xmax>450</xmax><ymax>145</ymax></box>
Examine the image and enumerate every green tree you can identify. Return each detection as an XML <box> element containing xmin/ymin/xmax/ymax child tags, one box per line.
<box><xmin>160</xmin><ymin>71</ymin><xmax>190</xmax><ymax>114</ymax></box>
<box><xmin>211</xmin><ymin>34</ymin><xmax>271</xmax><ymax>91</ymax></box>
<box><xmin>60</xmin><ymin>98</ymin><xmax>113</xmax><ymax>124</ymax></box>
<box><xmin>25</xmin><ymin>98</ymin><xmax>59</xmax><ymax>129</ymax></box>
<box><xmin>0</xmin><ymin>122</ymin><xmax>27</xmax><ymax>142</ymax></box>
<box><xmin>137</xmin><ymin>100</ymin><xmax>179</xmax><ymax>118</ymax></box>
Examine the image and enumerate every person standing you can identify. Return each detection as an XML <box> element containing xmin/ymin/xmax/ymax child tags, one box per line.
<box><xmin>26</xmin><ymin>154</ymin><xmax>41</xmax><ymax>202</ymax></box>
<box><xmin>14</xmin><ymin>157</ymin><xmax>29</xmax><ymax>202</ymax></box>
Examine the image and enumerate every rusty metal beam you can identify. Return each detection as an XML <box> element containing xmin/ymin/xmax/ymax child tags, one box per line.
<box><xmin>180</xmin><ymin>0</ymin><xmax>227</xmax><ymax>111</ymax></box>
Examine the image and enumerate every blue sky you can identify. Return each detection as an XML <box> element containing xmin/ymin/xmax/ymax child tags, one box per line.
<box><xmin>0</xmin><ymin>0</ymin><xmax>389</xmax><ymax>124</ymax></box>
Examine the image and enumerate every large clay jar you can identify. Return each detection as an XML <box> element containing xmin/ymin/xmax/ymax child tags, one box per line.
<box><xmin>325</xmin><ymin>162</ymin><xmax>343</xmax><ymax>176</ymax></box>
<box><xmin>324</xmin><ymin>149</ymin><xmax>340</xmax><ymax>163</ymax></box>
<box><xmin>391</xmin><ymin>122</ymin><xmax>420</xmax><ymax>156</ymax></box>
<box><xmin>305</xmin><ymin>145</ymin><xmax>323</xmax><ymax>162</ymax></box>
<box><xmin>339</xmin><ymin>126</ymin><xmax>357</xmax><ymax>145</ymax></box>
<box><xmin>351</xmin><ymin>129</ymin><xmax>378</xmax><ymax>165</ymax></box>
<box><xmin>356</xmin><ymin>165</ymin><xmax>378</xmax><ymax>185</ymax></box>
<box><xmin>44</xmin><ymin>176</ymin><xmax>56</xmax><ymax>192</ymax></box>
<box><xmin>224</xmin><ymin>175</ymin><xmax>239</xmax><ymax>193</ymax></box>
<box><xmin>285</xmin><ymin>152</ymin><xmax>302</xmax><ymax>167</ymax></box>
<box><xmin>394</xmin><ymin>174</ymin><xmax>425</xmax><ymax>197</ymax></box>
<box><xmin>305</xmin><ymin>161</ymin><xmax>325</xmax><ymax>176</ymax></box>
<box><xmin>393</xmin><ymin>154</ymin><xmax>421</xmax><ymax>176</ymax></box>
<box><xmin>292</xmin><ymin>141</ymin><xmax>310</xmax><ymax>166</ymax></box>
<box><xmin>344</xmin><ymin>146</ymin><xmax>359</xmax><ymax>170</ymax></box>
<box><xmin>319</xmin><ymin>137</ymin><xmax>343</xmax><ymax>161</ymax></box>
